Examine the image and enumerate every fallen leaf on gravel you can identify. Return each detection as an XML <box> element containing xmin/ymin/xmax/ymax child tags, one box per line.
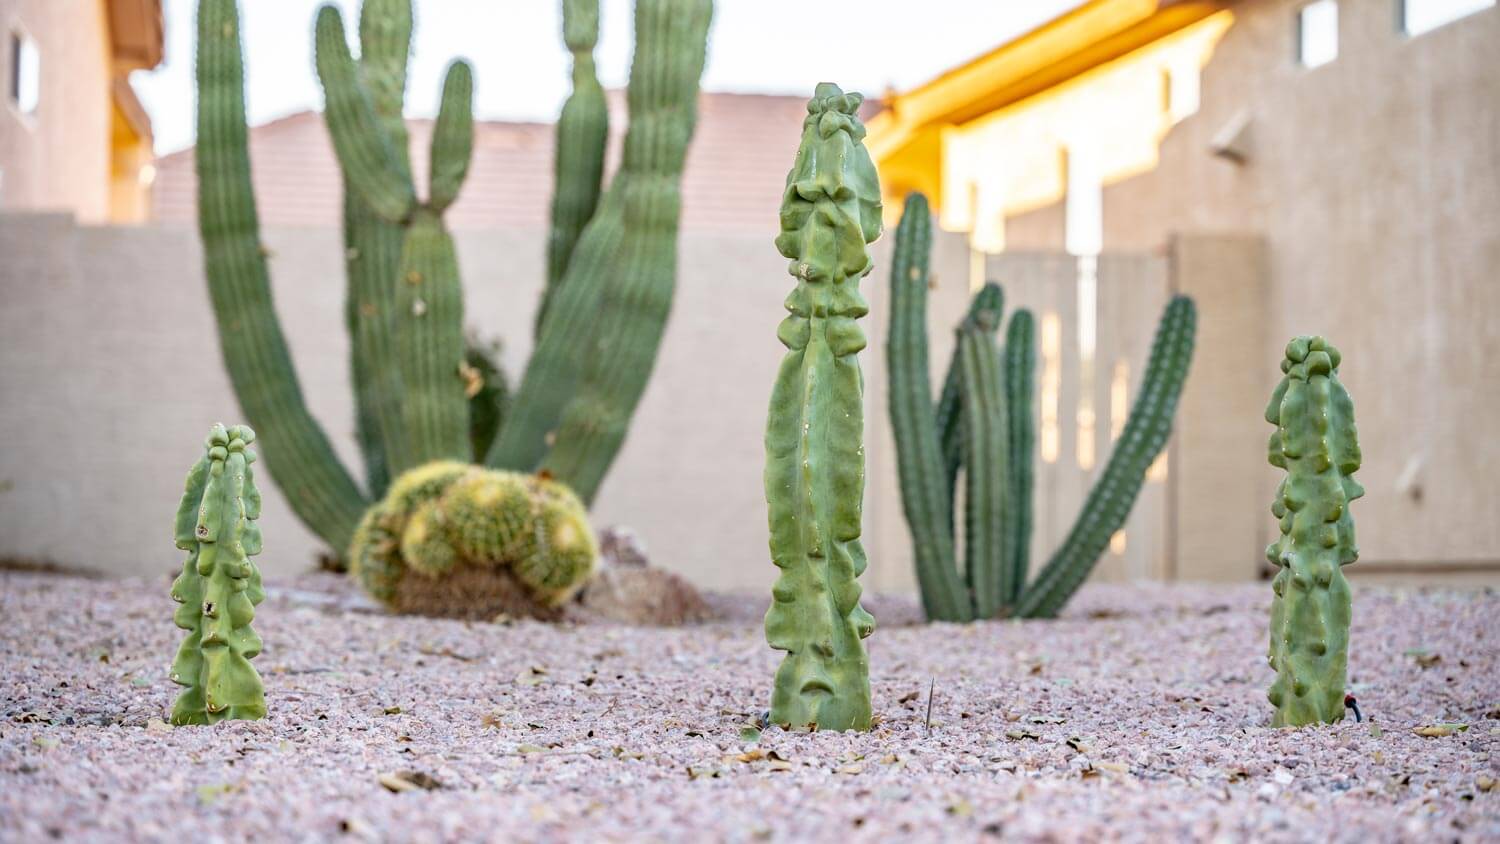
<box><xmin>378</xmin><ymin>771</ymin><xmax>442</xmax><ymax>792</ymax></box>
<box><xmin>1005</xmin><ymin>729</ymin><xmax>1040</xmax><ymax>740</ymax></box>
<box><xmin>516</xmin><ymin>744</ymin><xmax>548</xmax><ymax>754</ymax></box>
<box><xmin>835</xmin><ymin>764</ymin><xmax>864</xmax><ymax>775</ymax></box>
<box><xmin>1066</xmin><ymin>737</ymin><xmax>1092</xmax><ymax>754</ymax></box>
<box><xmin>514</xmin><ymin>666</ymin><xmax>548</xmax><ymax>686</ymax></box>
<box><xmin>613</xmin><ymin>747</ymin><xmax>644</xmax><ymax>760</ymax></box>
<box><xmin>1413</xmin><ymin>724</ymin><xmax>1468</xmax><ymax>737</ymax></box>
<box><xmin>382</xmin><ymin>706</ymin><xmax>403</xmax><ymax>715</ymax></box>
<box><xmin>735</xmin><ymin>749</ymin><xmax>765</xmax><ymax>763</ymax></box>
<box><xmin>738</xmin><ymin>724</ymin><xmax>762</xmax><ymax>743</ymax></box>
<box><xmin>947</xmin><ymin>799</ymin><xmax>974</xmax><ymax>817</ymax></box>
<box><xmin>1369</xmin><ymin>723</ymin><xmax>1383</xmax><ymax>738</ymax></box>
<box><xmin>1404</xmin><ymin>649</ymin><xmax>1441</xmax><ymax>668</ymax></box>
<box><xmin>1477</xmin><ymin>776</ymin><xmax>1496</xmax><ymax>792</ymax></box>
<box><xmin>145</xmin><ymin>718</ymin><xmax>171</xmax><ymax>733</ymax></box>
<box><xmin>196</xmin><ymin>783</ymin><xmax>236</xmax><ymax>804</ymax></box>
<box><xmin>31</xmin><ymin>735</ymin><xmax>58</xmax><ymax>751</ymax></box>
<box><xmin>898</xmin><ymin>691</ymin><xmax>920</xmax><ymax>704</ymax></box>
<box><xmin>686</xmin><ymin>765</ymin><xmax>722</xmax><ymax>780</ymax></box>
<box><xmin>1094</xmin><ymin>761</ymin><xmax>1130</xmax><ymax>774</ymax></box>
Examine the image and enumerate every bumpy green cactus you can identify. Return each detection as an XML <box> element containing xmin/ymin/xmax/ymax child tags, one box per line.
<box><xmin>169</xmin><ymin>424</ymin><xmax>266</xmax><ymax>725</ymax></box>
<box><xmin>763</xmin><ymin>84</ymin><xmax>881</xmax><ymax>732</ymax></box>
<box><xmin>1265</xmin><ymin>336</ymin><xmax>1363</xmax><ymax>727</ymax></box>
<box><xmin>349</xmin><ymin>462</ymin><xmax>598</xmax><ymax>618</ymax></box>
<box><xmin>194</xmin><ymin>0</ymin><xmax>712</xmax><ymax>567</ymax></box>
<box><xmin>492</xmin><ymin>0</ymin><xmax>713</xmax><ymax>504</ymax></box>
<box><xmin>886</xmin><ymin>193</ymin><xmax>1196</xmax><ymax>621</ymax></box>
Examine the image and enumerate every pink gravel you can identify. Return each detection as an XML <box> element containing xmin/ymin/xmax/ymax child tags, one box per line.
<box><xmin>1</xmin><ymin>570</ymin><xmax>1496</xmax><ymax>842</ymax></box>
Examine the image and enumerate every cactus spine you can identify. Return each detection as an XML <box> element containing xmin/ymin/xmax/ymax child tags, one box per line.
<box><xmin>1265</xmin><ymin>336</ymin><xmax>1363</xmax><ymax>727</ymax></box>
<box><xmin>169</xmin><ymin>424</ymin><xmax>266</xmax><ymax>725</ymax></box>
<box><xmin>491</xmin><ymin>0</ymin><xmax>713</xmax><ymax>502</ymax></box>
<box><xmin>194</xmin><ymin>0</ymin><xmax>712</xmax><ymax>567</ymax></box>
<box><xmin>885</xmin><ymin>193</ymin><xmax>1196</xmax><ymax>621</ymax></box>
<box><xmin>538</xmin><ymin>0</ymin><xmax>608</xmax><ymax>334</ymax></box>
<box><xmin>763</xmin><ymin>84</ymin><xmax>881</xmax><ymax>732</ymax></box>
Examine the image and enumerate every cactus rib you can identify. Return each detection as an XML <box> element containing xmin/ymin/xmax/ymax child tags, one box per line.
<box><xmin>957</xmin><ymin>319</ymin><xmax>1010</xmax><ymax>619</ymax></box>
<box><xmin>1265</xmin><ymin>336</ymin><xmax>1363</xmax><ymax>727</ymax></box>
<box><xmin>195</xmin><ymin>0</ymin><xmax>368</xmax><ymax>551</ymax></box>
<box><xmin>936</xmin><ymin>282</ymin><xmax>1003</xmax><ymax>497</ymax></box>
<box><xmin>1002</xmin><ymin>309</ymin><xmax>1036</xmax><ymax>605</ymax></box>
<box><xmin>763</xmin><ymin>84</ymin><xmax>881</xmax><ymax>732</ymax></box>
<box><xmin>1013</xmin><ymin>295</ymin><xmax>1197</xmax><ymax>619</ymax></box>
<box><xmin>885</xmin><ymin>194</ymin><xmax>970</xmax><ymax>622</ymax></box>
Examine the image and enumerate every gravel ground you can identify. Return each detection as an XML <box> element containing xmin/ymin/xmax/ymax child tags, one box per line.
<box><xmin>1</xmin><ymin>571</ymin><xmax>1496</xmax><ymax>843</ymax></box>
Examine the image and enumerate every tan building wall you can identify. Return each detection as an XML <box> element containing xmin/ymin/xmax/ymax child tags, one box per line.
<box><xmin>0</xmin><ymin>0</ymin><xmax>159</xmax><ymax>223</ymax></box>
<box><xmin>999</xmin><ymin>0</ymin><xmax>1500</xmax><ymax>577</ymax></box>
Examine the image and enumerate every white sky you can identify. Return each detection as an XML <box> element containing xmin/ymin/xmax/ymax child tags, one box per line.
<box><xmin>133</xmin><ymin>0</ymin><xmax>1083</xmax><ymax>154</ymax></box>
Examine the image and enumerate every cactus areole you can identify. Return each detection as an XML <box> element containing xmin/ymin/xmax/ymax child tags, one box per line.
<box><xmin>1265</xmin><ymin>336</ymin><xmax>1363</xmax><ymax>727</ymax></box>
<box><xmin>763</xmin><ymin>84</ymin><xmax>882</xmax><ymax>732</ymax></box>
<box><xmin>169</xmin><ymin>424</ymin><xmax>267</xmax><ymax>725</ymax></box>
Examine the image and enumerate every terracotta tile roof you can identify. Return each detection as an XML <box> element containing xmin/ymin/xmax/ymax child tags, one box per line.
<box><xmin>151</xmin><ymin>92</ymin><xmax>823</xmax><ymax>233</ymax></box>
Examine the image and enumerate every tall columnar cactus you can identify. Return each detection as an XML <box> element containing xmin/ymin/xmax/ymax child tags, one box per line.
<box><xmin>538</xmin><ymin>0</ymin><xmax>608</xmax><ymax>335</ymax></box>
<box><xmin>1265</xmin><ymin>336</ymin><xmax>1363</xmax><ymax>727</ymax></box>
<box><xmin>169</xmin><ymin>424</ymin><xmax>266</xmax><ymax>725</ymax></box>
<box><xmin>349</xmin><ymin>461</ymin><xmax>598</xmax><ymax>619</ymax></box>
<box><xmin>194</xmin><ymin>0</ymin><xmax>713</xmax><ymax>567</ymax></box>
<box><xmin>885</xmin><ymin>193</ymin><xmax>1197</xmax><ymax>621</ymax></box>
<box><xmin>763</xmin><ymin>84</ymin><xmax>881</xmax><ymax>732</ymax></box>
<box><xmin>492</xmin><ymin>0</ymin><xmax>713</xmax><ymax>504</ymax></box>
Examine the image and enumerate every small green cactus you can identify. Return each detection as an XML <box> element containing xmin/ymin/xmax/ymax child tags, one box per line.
<box><xmin>169</xmin><ymin>424</ymin><xmax>266</xmax><ymax>725</ymax></box>
<box><xmin>1265</xmin><ymin>336</ymin><xmax>1363</xmax><ymax>727</ymax></box>
<box><xmin>763</xmin><ymin>84</ymin><xmax>882</xmax><ymax>732</ymax></box>
<box><xmin>350</xmin><ymin>462</ymin><xmax>598</xmax><ymax>618</ymax></box>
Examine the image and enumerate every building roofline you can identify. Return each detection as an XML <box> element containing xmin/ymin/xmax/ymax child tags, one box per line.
<box><xmin>106</xmin><ymin>0</ymin><xmax>164</xmax><ymax>71</ymax></box>
<box><xmin>867</xmin><ymin>0</ymin><xmax>1233</xmax><ymax>160</ymax></box>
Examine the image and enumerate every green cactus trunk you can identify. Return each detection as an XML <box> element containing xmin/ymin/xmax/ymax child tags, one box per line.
<box><xmin>763</xmin><ymin>84</ymin><xmax>881</xmax><ymax>732</ymax></box>
<box><xmin>1002</xmin><ymin>309</ymin><xmax>1036</xmax><ymax>605</ymax></box>
<box><xmin>885</xmin><ymin>194</ymin><xmax>970</xmax><ymax>622</ymax></box>
<box><xmin>538</xmin><ymin>0</ymin><xmax>713</xmax><ymax>503</ymax></box>
<box><xmin>957</xmin><ymin>318</ymin><xmax>1011</xmax><ymax>619</ymax></box>
<box><xmin>194</xmin><ymin>0</ymin><xmax>369</xmax><ymax>552</ymax></box>
<box><xmin>938</xmin><ymin>283</ymin><xmax>1004</xmax><ymax>497</ymax></box>
<box><xmin>169</xmin><ymin>424</ymin><xmax>267</xmax><ymax>725</ymax></box>
<box><xmin>1265</xmin><ymin>336</ymin><xmax>1363</xmax><ymax>727</ymax></box>
<box><xmin>1013</xmin><ymin>295</ymin><xmax>1196</xmax><ymax>618</ymax></box>
<box><xmin>538</xmin><ymin>0</ymin><xmax>608</xmax><ymax>336</ymax></box>
<box><xmin>341</xmin><ymin>0</ymin><xmax>414</xmax><ymax>498</ymax></box>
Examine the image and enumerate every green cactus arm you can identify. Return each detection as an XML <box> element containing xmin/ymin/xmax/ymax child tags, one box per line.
<box><xmin>936</xmin><ymin>282</ymin><xmax>1004</xmax><ymax>493</ymax></box>
<box><xmin>391</xmin><ymin>209</ymin><xmax>470</xmax><ymax>466</ymax></box>
<box><xmin>1002</xmin><ymin>309</ymin><xmax>1037</xmax><ymax>605</ymax></box>
<box><xmin>885</xmin><ymin>193</ymin><xmax>971</xmax><ymax>622</ymax></box>
<box><xmin>763</xmin><ymin>84</ymin><xmax>880</xmax><ymax>733</ymax></box>
<box><xmin>428</xmin><ymin>60</ymin><xmax>474</xmax><ymax>213</ymax></box>
<box><xmin>1266</xmin><ymin>336</ymin><xmax>1363</xmax><ymax>727</ymax></box>
<box><xmin>490</xmin><ymin>0</ymin><xmax>712</xmax><ymax>480</ymax></box>
<box><xmin>957</xmin><ymin>320</ymin><xmax>1011</xmax><ymax>619</ymax></box>
<box><xmin>194</xmin><ymin>0</ymin><xmax>368</xmax><ymax>553</ymax></box>
<box><xmin>314</xmin><ymin>4</ymin><xmax>416</xmax><ymax>222</ymax></box>
<box><xmin>538</xmin><ymin>0</ymin><xmax>609</xmax><ymax>335</ymax></box>
<box><xmin>343</xmin><ymin>0</ymin><xmax>414</xmax><ymax>498</ymax></box>
<box><xmin>1014</xmin><ymin>295</ymin><xmax>1196</xmax><ymax>618</ymax></box>
<box><xmin>170</xmin><ymin>425</ymin><xmax>266</xmax><ymax>725</ymax></box>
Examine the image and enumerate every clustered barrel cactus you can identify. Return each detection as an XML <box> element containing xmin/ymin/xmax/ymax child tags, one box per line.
<box><xmin>194</xmin><ymin>0</ymin><xmax>712</xmax><ymax>563</ymax></box>
<box><xmin>886</xmin><ymin>194</ymin><xmax>1197</xmax><ymax>621</ymax></box>
<box><xmin>763</xmin><ymin>84</ymin><xmax>882</xmax><ymax>732</ymax></box>
<box><xmin>169</xmin><ymin>424</ymin><xmax>266</xmax><ymax>725</ymax></box>
<box><xmin>350</xmin><ymin>462</ymin><xmax>598</xmax><ymax>619</ymax></box>
<box><xmin>1265</xmin><ymin>336</ymin><xmax>1363</xmax><ymax>727</ymax></box>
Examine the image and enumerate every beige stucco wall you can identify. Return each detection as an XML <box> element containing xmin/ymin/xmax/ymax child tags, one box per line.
<box><xmin>0</xmin><ymin>214</ymin><xmax>988</xmax><ymax>593</ymax></box>
<box><xmin>991</xmin><ymin>0</ymin><xmax>1500</xmax><ymax>575</ymax></box>
<box><xmin>0</xmin><ymin>0</ymin><xmax>117</xmax><ymax>222</ymax></box>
